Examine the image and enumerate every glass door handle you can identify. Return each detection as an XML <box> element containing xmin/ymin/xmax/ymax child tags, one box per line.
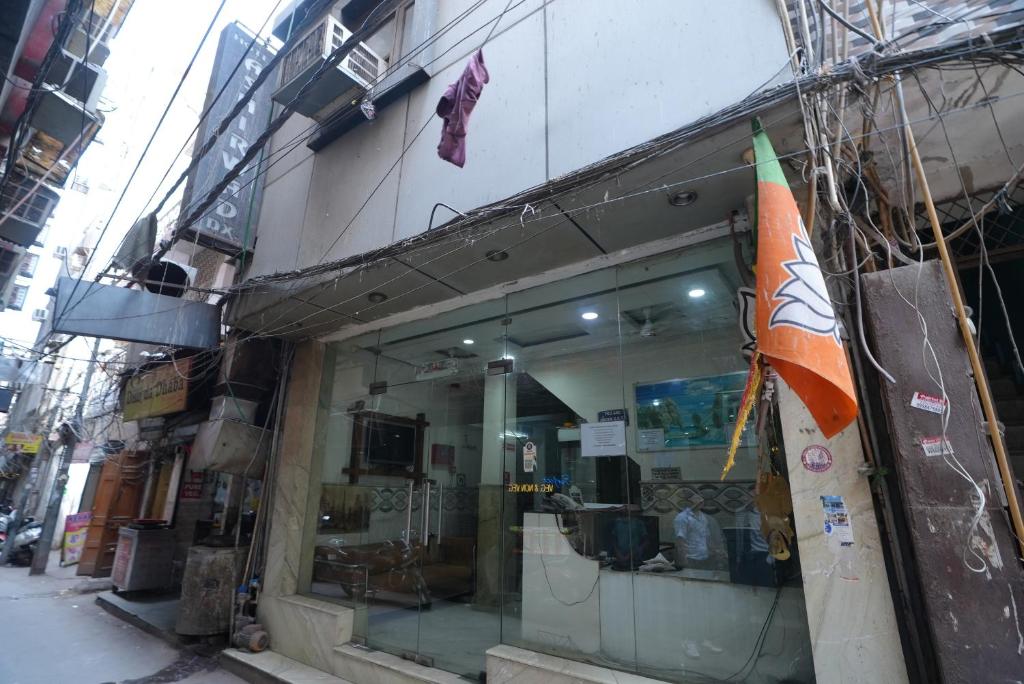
<box><xmin>404</xmin><ymin>480</ymin><xmax>414</xmax><ymax>545</ymax></box>
<box><xmin>436</xmin><ymin>483</ymin><xmax>443</xmax><ymax>546</ymax></box>
<box><xmin>421</xmin><ymin>481</ymin><xmax>431</xmax><ymax>550</ymax></box>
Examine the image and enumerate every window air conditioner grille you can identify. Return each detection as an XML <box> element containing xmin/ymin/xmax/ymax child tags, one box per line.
<box><xmin>281</xmin><ymin>21</ymin><xmax>327</xmax><ymax>85</ymax></box>
<box><xmin>330</xmin><ymin>23</ymin><xmax>346</xmax><ymax>50</ymax></box>
<box><xmin>348</xmin><ymin>45</ymin><xmax>381</xmax><ymax>83</ymax></box>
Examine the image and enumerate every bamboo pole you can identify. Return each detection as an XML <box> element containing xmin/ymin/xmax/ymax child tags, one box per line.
<box><xmin>895</xmin><ymin>76</ymin><xmax>1024</xmax><ymax>559</ymax></box>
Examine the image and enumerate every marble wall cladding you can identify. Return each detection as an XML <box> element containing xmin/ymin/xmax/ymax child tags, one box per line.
<box><xmin>261</xmin><ymin>595</ymin><xmax>354</xmax><ymax>674</ymax></box>
<box><xmin>776</xmin><ymin>379</ymin><xmax>908</xmax><ymax>684</ymax></box>
<box><xmin>261</xmin><ymin>341</ymin><xmax>327</xmax><ymax>602</ymax></box>
<box><xmin>474</xmin><ymin>485</ymin><xmax>503</xmax><ymax>607</ymax></box>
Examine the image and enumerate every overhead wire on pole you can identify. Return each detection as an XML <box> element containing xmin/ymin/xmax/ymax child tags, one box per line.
<box><xmin>163</xmin><ymin>0</ymin><xmax>529</xmax><ymax>261</ymax></box>
<box><xmin>116</xmin><ymin>0</ymin><xmax>1024</xmax><ymax>323</ymax></box>
<box><xmin>120</xmin><ymin>0</ymin><xmax>288</xmax><ymax>241</ymax></box>
<box><xmin>61</xmin><ymin>0</ymin><xmax>494</xmax><ymax>327</ymax></box>
<box><xmin>45</xmin><ymin>0</ymin><xmax>512</xmax><ymax>386</ymax></box>
<box><xmin>48</xmin><ymin>6</ymin><xmax>1024</xmax><ymax>375</ymax></box>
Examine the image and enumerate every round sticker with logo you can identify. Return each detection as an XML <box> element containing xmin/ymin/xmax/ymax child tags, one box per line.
<box><xmin>800</xmin><ymin>445</ymin><xmax>833</xmax><ymax>473</ymax></box>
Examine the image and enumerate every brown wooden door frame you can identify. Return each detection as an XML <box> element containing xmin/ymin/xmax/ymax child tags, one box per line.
<box><xmin>76</xmin><ymin>451</ymin><xmax>146</xmax><ymax>577</ymax></box>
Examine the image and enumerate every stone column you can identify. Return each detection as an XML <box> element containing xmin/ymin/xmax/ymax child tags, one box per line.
<box><xmin>776</xmin><ymin>379</ymin><xmax>908</xmax><ymax>683</ymax></box>
<box><xmin>263</xmin><ymin>340</ymin><xmax>324</xmax><ymax>599</ymax></box>
<box><xmin>476</xmin><ymin>369</ymin><xmax>516</xmax><ymax>606</ymax></box>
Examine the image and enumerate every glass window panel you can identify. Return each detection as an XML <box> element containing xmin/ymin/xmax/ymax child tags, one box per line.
<box><xmin>500</xmin><ymin>266</ymin><xmax>639</xmax><ymax>672</ymax></box>
<box><xmin>304</xmin><ymin>299</ymin><xmax>507</xmax><ymax>680</ymax></box>
<box><xmin>616</xmin><ymin>237</ymin><xmax>815</xmax><ymax>683</ymax></box>
<box><xmin>301</xmin><ymin>238</ymin><xmax>814</xmax><ymax>683</ymax></box>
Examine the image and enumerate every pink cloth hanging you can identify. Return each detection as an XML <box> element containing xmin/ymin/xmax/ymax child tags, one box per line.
<box><xmin>436</xmin><ymin>49</ymin><xmax>489</xmax><ymax>168</ymax></box>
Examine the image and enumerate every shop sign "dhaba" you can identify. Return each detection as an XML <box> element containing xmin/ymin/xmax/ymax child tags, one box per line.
<box><xmin>123</xmin><ymin>358</ymin><xmax>192</xmax><ymax>422</ymax></box>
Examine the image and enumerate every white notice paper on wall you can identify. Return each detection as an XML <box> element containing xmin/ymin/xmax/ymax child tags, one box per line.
<box><xmin>638</xmin><ymin>428</ymin><xmax>665</xmax><ymax>452</ymax></box>
<box><xmin>581</xmin><ymin>420</ymin><xmax>626</xmax><ymax>457</ymax></box>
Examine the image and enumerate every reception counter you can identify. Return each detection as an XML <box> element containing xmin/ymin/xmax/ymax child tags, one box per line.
<box><xmin>520</xmin><ymin>512</ymin><xmax>814</xmax><ymax>682</ymax></box>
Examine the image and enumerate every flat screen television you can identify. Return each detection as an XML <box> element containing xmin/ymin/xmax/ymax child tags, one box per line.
<box><xmin>363</xmin><ymin>419</ymin><xmax>417</xmax><ymax>468</ymax></box>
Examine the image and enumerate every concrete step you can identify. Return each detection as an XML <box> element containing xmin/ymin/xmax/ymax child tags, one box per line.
<box><xmin>487</xmin><ymin>645</ymin><xmax>669</xmax><ymax>683</ymax></box>
<box><xmin>331</xmin><ymin>644</ymin><xmax>468</xmax><ymax>684</ymax></box>
<box><xmin>220</xmin><ymin>649</ymin><xmax>353</xmax><ymax>684</ymax></box>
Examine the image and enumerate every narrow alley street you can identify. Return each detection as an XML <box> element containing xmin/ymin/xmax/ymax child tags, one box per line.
<box><xmin>0</xmin><ymin>554</ymin><xmax>242</xmax><ymax>684</ymax></box>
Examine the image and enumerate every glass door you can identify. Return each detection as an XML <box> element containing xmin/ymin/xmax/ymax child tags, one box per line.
<box><xmin>408</xmin><ymin>302</ymin><xmax>508</xmax><ymax>679</ymax></box>
<box><xmin>314</xmin><ymin>301</ymin><xmax>507</xmax><ymax>681</ymax></box>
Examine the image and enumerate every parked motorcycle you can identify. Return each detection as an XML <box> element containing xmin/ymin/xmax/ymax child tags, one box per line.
<box><xmin>0</xmin><ymin>514</ymin><xmax>41</xmax><ymax>566</ymax></box>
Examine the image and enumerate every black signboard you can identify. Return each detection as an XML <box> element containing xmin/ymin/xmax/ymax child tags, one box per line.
<box><xmin>597</xmin><ymin>408</ymin><xmax>628</xmax><ymax>425</ymax></box>
<box><xmin>178</xmin><ymin>23</ymin><xmax>275</xmax><ymax>256</ymax></box>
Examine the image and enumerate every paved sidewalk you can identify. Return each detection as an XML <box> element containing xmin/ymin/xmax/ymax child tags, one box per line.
<box><xmin>0</xmin><ymin>552</ymin><xmax>243</xmax><ymax>684</ymax></box>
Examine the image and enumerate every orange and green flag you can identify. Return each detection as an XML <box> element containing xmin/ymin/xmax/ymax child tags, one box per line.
<box><xmin>752</xmin><ymin>120</ymin><xmax>857</xmax><ymax>438</ymax></box>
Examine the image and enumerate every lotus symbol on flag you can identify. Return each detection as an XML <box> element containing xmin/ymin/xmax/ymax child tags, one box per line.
<box><xmin>768</xmin><ymin>223</ymin><xmax>840</xmax><ymax>346</ymax></box>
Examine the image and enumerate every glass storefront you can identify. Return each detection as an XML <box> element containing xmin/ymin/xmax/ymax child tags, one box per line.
<box><xmin>300</xmin><ymin>236</ymin><xmax>815</xmax><ymax>682</ymax></box>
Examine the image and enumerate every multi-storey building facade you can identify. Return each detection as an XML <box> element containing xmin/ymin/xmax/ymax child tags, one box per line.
<box><xmin>28</xmin><ymin>1</ymin><xmax>1024</xmax><ymax>682</ymax></box>
<box><xmin>209</xmin><ymin>1</ymin><xmax>938</xmax><ymax>682</ymax></box>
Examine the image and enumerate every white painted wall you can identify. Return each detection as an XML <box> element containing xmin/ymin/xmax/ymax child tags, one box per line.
<box><xmin>248</xmin><ymin>0</ymin><xmax>791</xmax><ymax>277</ymax></box>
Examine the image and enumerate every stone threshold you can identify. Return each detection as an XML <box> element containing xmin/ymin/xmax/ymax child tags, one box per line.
<box><xmin>221</xmin><ymin>649</ymin><xmax>352</xmax><ymax>684</ymax></box>
<box><xmin>332</xmin><ymin>644</ymin><xmax>471</xmax><ymax>684</ymax></box>
<box><xmin>487</xmin><ymin>645</ymin><xmax>670</xmax><ymax>683</ymax></box>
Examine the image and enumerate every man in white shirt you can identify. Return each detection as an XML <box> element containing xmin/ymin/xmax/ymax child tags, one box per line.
<box><xmin>673</xmin><ymin>503</ymin><xmax>728</xmax><ymax>571</ymax></box>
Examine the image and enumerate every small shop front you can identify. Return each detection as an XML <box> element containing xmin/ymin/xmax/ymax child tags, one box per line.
<box><xmin>295</xmin><ymin>234</ymin><xmax>817</xmax><ymax>682</ymax></box>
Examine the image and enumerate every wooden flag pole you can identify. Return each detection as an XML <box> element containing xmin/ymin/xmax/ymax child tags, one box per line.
<box><xmin>895</xmin><ymin>75</ymin><xmax>1024</xmax><ymax>559</ymax></box>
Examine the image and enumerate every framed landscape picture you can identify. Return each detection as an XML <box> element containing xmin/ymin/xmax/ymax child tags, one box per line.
<box><xmin>634</xmin><ymin>371</ymin><xmax>756</xmax><ymax>451</ymax></box>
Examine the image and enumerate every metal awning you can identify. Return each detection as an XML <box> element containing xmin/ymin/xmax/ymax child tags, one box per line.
<box><xmin>53</xmin><ymin>277</ymin><xmax>221</xmax><ymax>349</ymax></box>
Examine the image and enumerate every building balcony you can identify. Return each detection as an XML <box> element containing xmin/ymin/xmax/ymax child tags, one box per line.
<box><xmin>0</xmin><ymin>172</ymin><xmax>59</xmax><ymax>247</ymax></box>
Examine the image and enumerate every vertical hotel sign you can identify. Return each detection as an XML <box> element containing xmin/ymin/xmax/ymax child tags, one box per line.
<box><xmin>123</xmin><ymin>358</ymin><xmax>192</xmax><ymax>422</ymax></box>
<box><xmin>178</xmin><ymin>23</ymin><xmax>275</xmax><ymax>255</ymax></box>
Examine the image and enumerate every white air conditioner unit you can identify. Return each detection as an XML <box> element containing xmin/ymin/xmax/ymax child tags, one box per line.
<box><xmin>31</xmin><ymin>308</ymin><xmax>48</xmax><ymax>322</ymax></box>
<box><xmin>44</xmin><ymin>50</ymin><xmax>109</xmax><ymax>113</ymax></box>
<box><xmin>53</xmin><ymin>246</ymin><xmax>68</xmax><ymax>259</ymax></box>
<box><xmin>272</xmin><ymin>15</ymin><xmax>384</xmax><ymax>123</ymax></box>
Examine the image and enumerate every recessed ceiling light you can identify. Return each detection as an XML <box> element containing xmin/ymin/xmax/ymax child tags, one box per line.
<box><xmin>462</xmin><ymin>338</ymin><xmax>475</xmax><ymax>345</ymax></box>
<box><xmin>485</xmin><ymin>249</ymin><xmax>509</xmax><ymax>262</ymax></box>
<box><xmin>581</xmin><ymin>311</ymin><xmax>599</xmax><ymax>320</ymax></box>
<box><xmin>668</xmin><ymin>190</ymin><xmax>698</xmax><ymax>207</ymax></box>
<box><xmin>367</xmin><ymin>291</ymin><xmax>388</xmax><ymax>303</ymax></box>
<box><xmin>688</xmin><ymin>288</ymin><xmax>706</xmax><ymax>299</ymax></box>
